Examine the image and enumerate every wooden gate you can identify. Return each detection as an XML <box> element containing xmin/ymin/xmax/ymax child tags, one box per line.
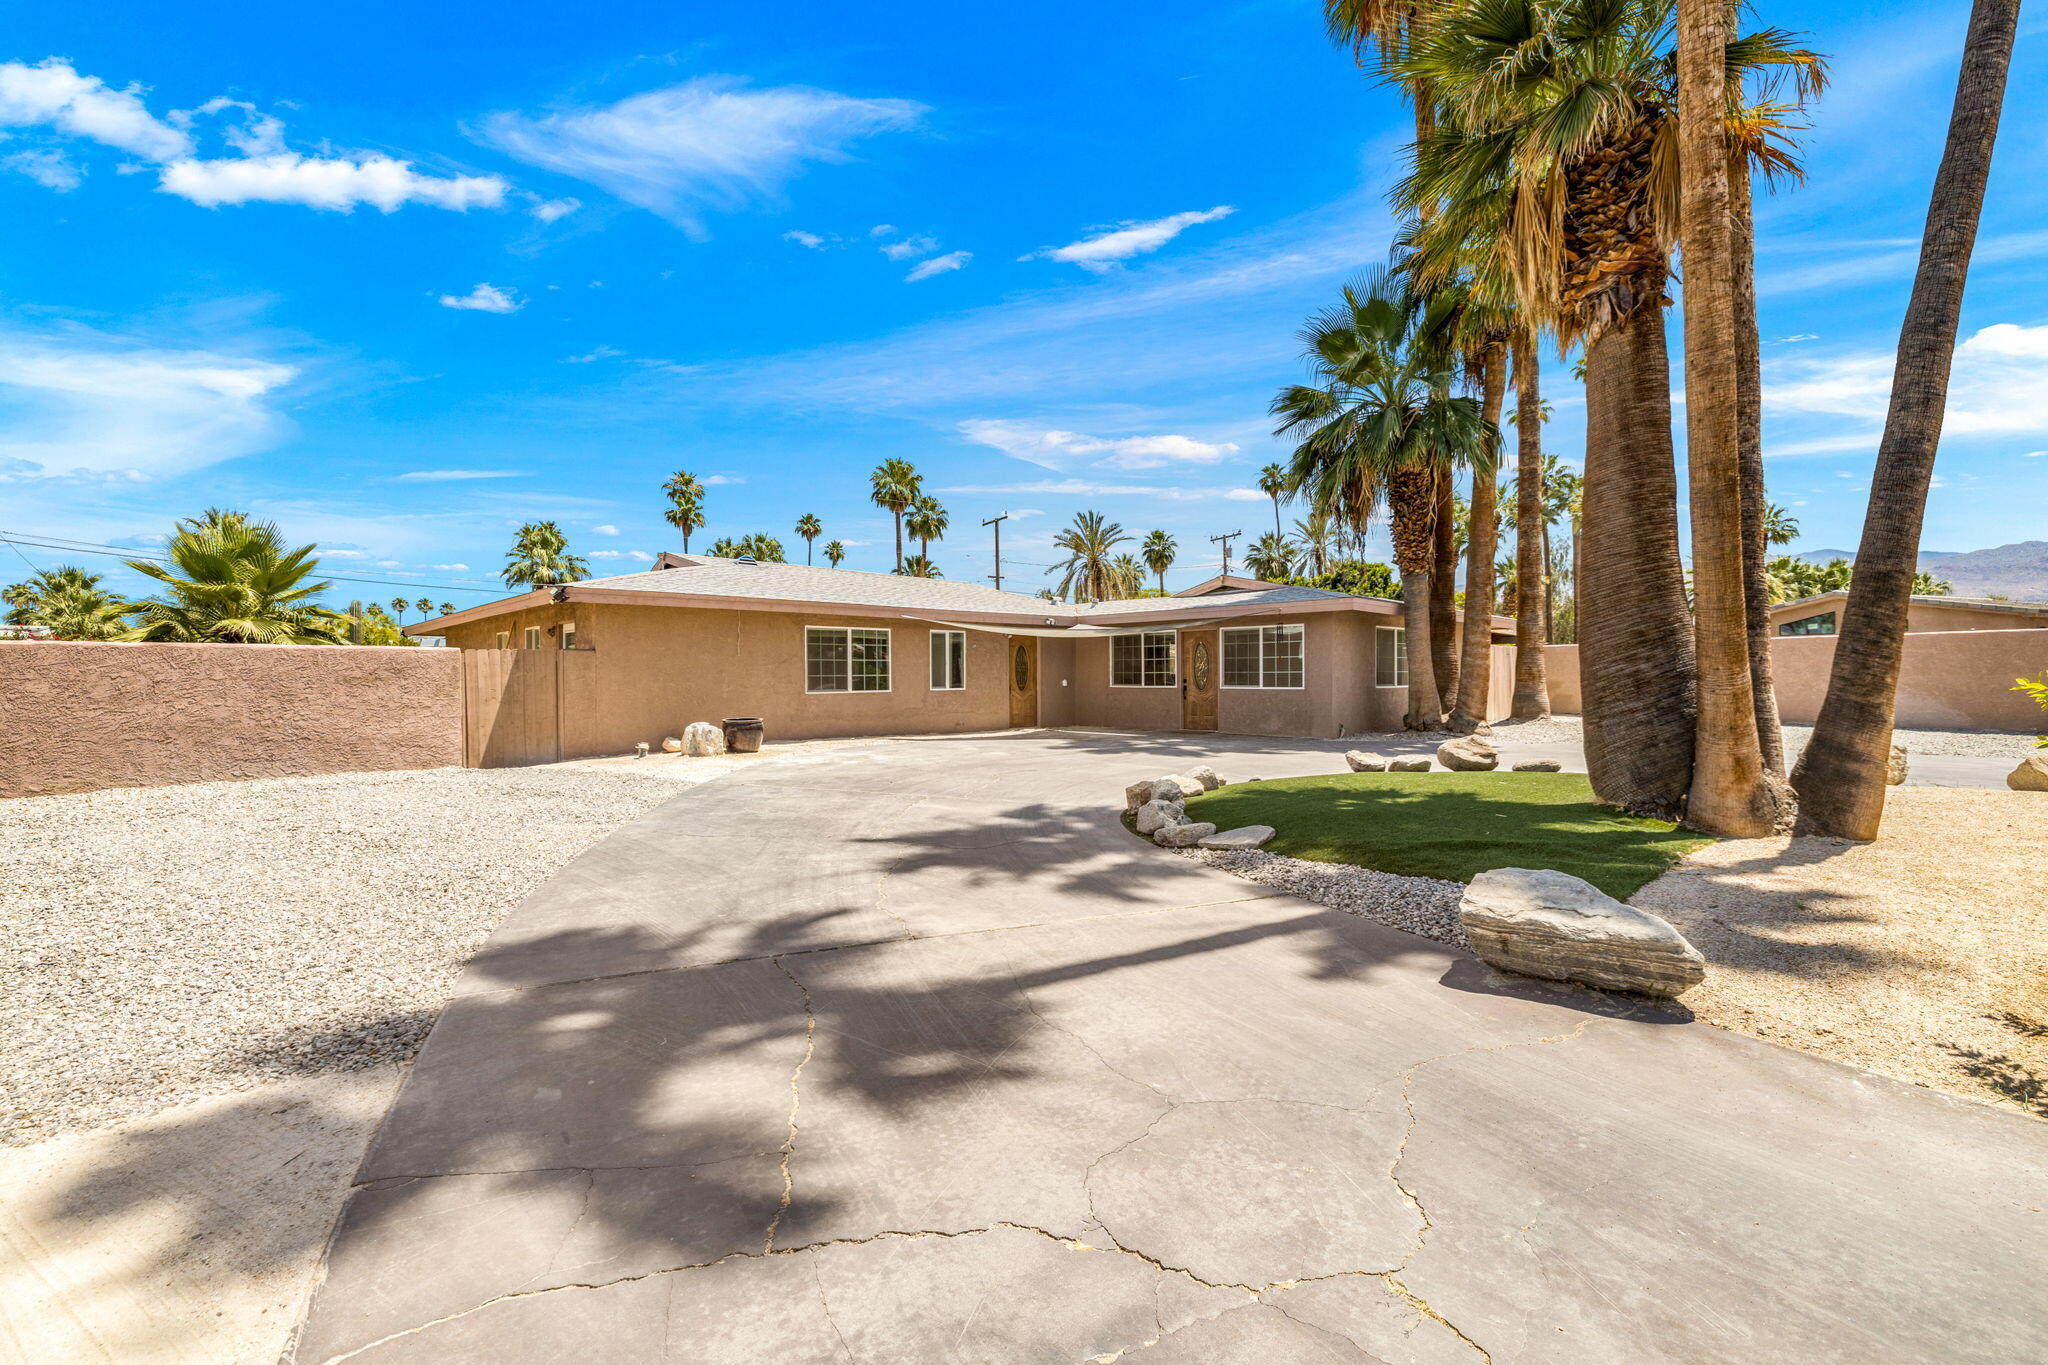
<box><xmin>462</xmin><ymin>649</ymin><xmax>562</xmax><ymax>768</ymax></box>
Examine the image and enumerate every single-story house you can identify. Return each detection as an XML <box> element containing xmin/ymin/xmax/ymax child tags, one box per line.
<box><xmin>407</xmin><ymin>553</ymin><xmax>1515</xmax><ymax>757</ymax></box>
<box><xmin>1771</xmin><ymin>591</ymin><xmax>2048</xmax><ymax>637</ymax></box>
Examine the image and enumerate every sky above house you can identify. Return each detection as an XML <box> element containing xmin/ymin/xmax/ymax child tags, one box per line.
<box><xmin>3</xmin><ymin>0</ymin><xmax>2045</xmax><ymax>606</ymax></box>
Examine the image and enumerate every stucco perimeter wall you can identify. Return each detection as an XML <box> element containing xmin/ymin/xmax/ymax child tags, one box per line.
<box><xmin>0</xmin><ymin>642</ymin><xmax>462</xmax><ymax>798</ymax></box>
<box><xmin>443</xmin><ymin>602</ymin><xmax>1015</xmax><ymax>755</ymax></box>
<box><xmin>1539</xmin><ymin>628</ymin><xmax>2048</xmax><ymax>731</ymax></box>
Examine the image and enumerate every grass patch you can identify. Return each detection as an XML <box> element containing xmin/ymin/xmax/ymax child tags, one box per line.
<box><xmin>1184</xmin><ymin>772</ymin><xmax>1713</xmax><ymax>900</ymax></box>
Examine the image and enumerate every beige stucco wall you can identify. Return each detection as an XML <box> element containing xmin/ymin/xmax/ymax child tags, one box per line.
<box><xmin>1538</xmin><ymin>629</ymin><xmax>2048</xmax><ymax>730</ymax></box>
<box><xmin>1769</xmin><ymin>598</ymin><xmax>2048</xmax><ymax>635</ymax></box>
<box><xmin>0</xmin><ymin>642</ymin><xmax>462</xmax><ymax>798</ymax></box>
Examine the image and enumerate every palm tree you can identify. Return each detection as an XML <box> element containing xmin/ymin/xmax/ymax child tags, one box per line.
<box><xmin>900</xmin><ymin>554</ymin><xmax>943</xmax><ymax>579</ymax></box>
<box><xmin>123</xmin><ymin>509</ymin><xmax>347</xmax><ymax>644</ymax></box>
<box><xmin>795</xmin><ymin>513</ymin><xmax>823</xmax><ymax>565</ymax></box>
<box><xmin>1507</xmin><ymin>341</ymin><xmax>1550</xmax><ymax>719</ymax></box>
<box><xmin>824</xmin><ymin>540</ymin><xmax>846</xmax><ymax>568</ymax></box>
<box><xmin>1141</xmin><ymin>530</ymin><xmax>1177</xmax><ymax>593</ymax></box>
<box><xmin>502</xmin><ymin>521</ymin><xmax>591</xmax><ymax>587</ymax></box>
<box><xmin>905</xmin><ymin>495</ymin><xmax>949</xmax><ymax>563</ymax></box>
<box><xmin>438</xmin><ymin>602</ymin><xmax>455</xmax><ymax>617</ymax></box>
<box><xmin>1795</xmin><ymin>2</ymin><xmax>2021</xmax><ymax>839</ymax></box>
<box><xmin>662</xmin><ymin>471</ymin><xmax>706</xmax><ymax>553</ymax></box>
<box><xmin>869</xmin><ymin>458</ymin><xmax>921</xmax><ymax>572</ymax></box>
<box><xmin>415</xmin><ymin>597</ymin><xmax>433</xmax><ymax>619</ymax></box>
<box><xmin>37</xmin><ymin>582</ymin><xmax>129</xmax><ymax>640</ymax></box>
<box><xmin>4</xmin><ymin>565</ymin><xmax>103</xmax><ymax>625</ymax></box>
<box><xmin>1403</xmin><ymin>0</ymin><xmax>1820</xmax><ymax>815</ymax></box>
<box><xmin>1047</xmin><ymin>511</ymin><xmax>1131</xmax><ymax>603</ymax></box>
<box><xmin>1292</xmin><ymin>508</ymin><xmax>1338</xmax><ymax>579</ymax></box>
<box><xmin>708</xmin><ymin>533</ymin><xmax>786</xmax><ymax>562</ymax></box>
<box><xmin>1762</xmin><ymin>503</ymin><xmax>1800</xmax><ymax>546</ymax></box>
<box><xmin>1109</xmin><ymin>554</ymin><xmax>1147</xmax><ymax>598</ymax></box>
<box><xmin>1245</xmin><ymin>532</ymin><xmax>1300</xmax><ymax>583</ymax></box>
<box><xmin>1272</xmin><ymin>267</ymin><xmax>1498</xmax><ymax>729</ymax></box>
<box><xmin>1258</xmin><ymin>463</ymin><xmax>1288</xmax><ymax>539</ymax></box>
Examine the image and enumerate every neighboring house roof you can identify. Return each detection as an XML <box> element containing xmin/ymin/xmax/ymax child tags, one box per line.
<box><xmin>406</xmin><ymin>555</ymin><xmax>1514</xmax><ymax>636</ymax></box>
<box><xmin>1773</xmin><ymin>590</ymin><xmax>2048</xmax><ymax>619</ymax></box>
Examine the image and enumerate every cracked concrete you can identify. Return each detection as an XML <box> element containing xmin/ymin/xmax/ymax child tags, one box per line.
<box><xmin>286</xmin><ymin>731</ymin><xmax>2048</xmax><ymax>1364</ymax></box>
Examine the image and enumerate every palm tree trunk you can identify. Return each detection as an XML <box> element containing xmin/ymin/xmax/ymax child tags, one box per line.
<box><xmin>1510</xmin><ymin>329</ymin><xmax>1549</xmax><ymax>719</ymax></box>
<box><xmin>1452</xmin><ymin>343</ymin><xmax>1505</xmax><ymax>732</ymax></box>
<box><xmin>1677</xmin><ymin>0</ymin><xmax>1785</xmax><ymax>836</ymax></box>
<box><xmin>1388</xmin><ymin>468</ymin><xmax>1441</xmax><ymax>730</ymax></box>
<box><xmin>1731</xmin><ymin>153</ymin><xmax>1785</xmax><ymax>776</ymax></box>
<box><xmin>893</xmin><ymin>513</ymin><xmax>904</xmax><ymax>572</ymax></box>
<box><xmin>1429</xmin><ymin>467</ymin><xmax>1459</xmax><ymax>712</ymax></box>
<box><xmin>1579</xmin><ymin>305</ymin><xmax>1696</xmax><ymax>818</ymax></box>
<box><xmin>1540</xmin><ymin>521</ymin><xmax>1553</xmax><ymax>642</ymax></box>
<box><xmin>1792</xmin><ymin>0</ymin><xmax>2018</xmax><ymax>840</ymax></box>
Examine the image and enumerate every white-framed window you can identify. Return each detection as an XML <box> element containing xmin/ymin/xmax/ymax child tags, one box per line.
<box><xmin>929</xmin><ymin>630</ymin><xmax>967</xmax><ymax>690</ymax></box>
<box><xmin>1221</xmin><ymin>624</ymin><xmax>1306</xmax><ymax>689</ymax></box>
<box><xmin>1375</xmin><ymin>626</ymin><xmax>1407</xmax><ymax>687</ymax></box>
<box><xmin>1110</xmin><ymin>631</ymin><xmax>1176</xmax><ymax>687</ymax></box>
<box><xmin>807</xmin><ymin>626</ymin><xmax>891</xmax><ymax>693</ymax></box>
<box><xmin>494</xmin><ymin>631</ymin><xmax>510</xmax><ymax>649</ymax></box>
<box><xmin>560</xmin><ymin>622</ymin><xmax>578</xmax><ymax>650</ymax></box>
<box><xmin>523</xmin><ymin>626</ymin><xmax>543</xmax><ymax>650</ymax></box>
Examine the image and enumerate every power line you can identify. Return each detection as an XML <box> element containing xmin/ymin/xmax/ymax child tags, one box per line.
<box><xmin>0</xmin><ymin>533</ymin><xmax>505</xmax><ymax>595</ymax></box>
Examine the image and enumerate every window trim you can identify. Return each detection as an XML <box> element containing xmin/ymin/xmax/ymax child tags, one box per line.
<box><xmin>494</xmin><ymin>631</ymin><xmax>510</xmax><ymax>649</ymax></box>
<box><xmin>523</xmin><ymin>626</ymin><xmax>543</xmax><ymax>650</ymax></box>
<box><xmin>929</xmin><ymin>629</ymin><xmax>967</xmax><ymax>691</ymax></box>
<box><xmin>1375</xmin><ymin>625</ymin><xmax>1407</xmax><ymax>688</ymax></box>
<box><xmin>1219</xmin><ymin>623</ymin><xmax>1306</xmax><ymax>690</ymax></box>
<box><xmin>1777</xmin><ymin>611</ymin><xmax>1838</xmax><ymax>637</ymax></box>
<box><xmin>560</xmin><ymin>622</ymin><xmax>578</xmax><ymax>650</ymax></box>
<box><xmin>1108</xmin><ymin>630</ymin><xmax>1178</xmax><ymax>688</ymax></box>
<box><xmin>804</xmin><ymin>624</ymin><xmax>894</xmax><ymax>695</ymax></box>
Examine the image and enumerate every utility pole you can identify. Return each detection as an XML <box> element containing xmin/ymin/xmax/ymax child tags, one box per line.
<box><xmin>982</xmin><ymin>512</ymin><xmax>1009</xmax><ymax>591</ymax></box>
<box><xmin>1210</xmin><ymin>530</ymin><xmax>1242</xmax><ymax>580</ymax></box>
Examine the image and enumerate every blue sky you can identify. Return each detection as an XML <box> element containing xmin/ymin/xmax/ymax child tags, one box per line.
<box><xmin>3</xmin><ymin>0</ymin><xmax>2045</xmax><ymax>607</ymax></box>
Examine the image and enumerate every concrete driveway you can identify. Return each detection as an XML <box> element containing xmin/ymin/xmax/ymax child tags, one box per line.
<box><xmin>288</xmin><ymin>730</ymin><xmax>2047</xmax><ymax>1364</ymax></box>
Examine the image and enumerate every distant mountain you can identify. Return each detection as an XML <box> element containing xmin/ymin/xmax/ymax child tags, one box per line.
<box><xmin>1789</xmin><ymin>541</ymin><xmax>2048</xmax><ymax>601</ymax></box>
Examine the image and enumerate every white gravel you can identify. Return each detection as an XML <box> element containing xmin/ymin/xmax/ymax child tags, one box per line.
<box><xmin>1</xmin><ymin>764</ymin><xmax>684</xmax><ymax>1145</ymax></box>
<box><xmin>1495</xmin><ymin>713</ymin><xmax>2037</xmax><ymax>760</ymax></box>
<box><xmin>1175</xmin><ymin>846</ymin><xmax>1469</xmax><ymax>949</ymax></box>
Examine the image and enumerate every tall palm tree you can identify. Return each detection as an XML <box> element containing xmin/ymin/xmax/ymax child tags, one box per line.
<box><xmin>123</xmin><ymin>509</ymin><xmax>347</xmax><ymax>644</ymax></box>
<box><xmin>1258</xmin><ymin>463</ymin><xmax>1288</xmax><ymax>539</ymax></box>
<box><xmin>1292</xmin><ymin>507</ymin><xmax>1337</xmax><ymax>579</ymax></box>
<box><xmin>900</xmin><ymin>554</ymin><xmax>943</xmax><ymax>579</ymax></box>
<box><xmin>1272</xmin><ymin>268</ymin><xmax>1498</xmax><ymax>729</ymax></box>
<box><xmin>905</xmin><ymin>495</ymin><xmax>949</xmax><ymax>563</ymax></box>
<box><xmin>1142</xmin><ymin>530</ymin><xmax>1178</xmax><ymax>593</ymax></box>
<box><xmin>438</xmin><ymin>602</ymin><xmax>455</xmax><ymax>618</ymax></box>
<box><xmin>824</xmin><ymin>540</ymin><xmax>846</xmax><ymax>568</ymax></box>
<box><xmin>1403</xmin><ymin>0</ymin><xmax>1819</xmax><ymax>815</ymax></box>
<box><xmin>1794</xmin><ymin>0</ymin><xmax>2019</xmax><ymax>840</ymax></box>
<box><xmin>389</xmin><ymin>597</ymin><xmax>408</xmax><ymax>623</ymax></box>
<box><xmin>869</xmin><ymin>458</ymin><xmax>921</xmax><ymax>572</ymax></box>
<box><xmin>662</xmin><ymin>471</ymin><xmax>706</xmax><ymax>553</ymax></box>
<box><xmin>415</xmin><ymin>597</ymin><xmax>433</xmax><ymax>619</ymax></box>
<box><xmin>502</xmin><ymin>521</ymin><xmax>591</xmax><ymax>587</ymax></box>
<box><xmin>37</xmin><ymin>582</ymin><xmax>129</xmax><ymax>640</ymax></box>
<box><xmin>1047</xmin><ymin>511</ymin><xmax>1131</xmax><ymax>602</ymax></box>
<box><xmin>795</xmin><ymin>513</ymin><xmax>823</xmax><ymax>565</ymax></box>
<box><xmin>4</xmin><ymin>566</ymin><xmax>104</xmax><ymax>625</ymax></box>
<box><xmin>1109</xmin><ymin>554</ymin><xmax>1146</xmax><ymax>598</ymax></box>
<box><xmin>1762</xmin><ymin>502</ymin><xmax>1800</xmax><ymax>546</ymax></box>
<box><xmin>1509</xmin><ymin>332</ymin><xmax>1549</xmax><ymax>719</ymax></box>
<box><xmin>1245</xmin><ymin>532</ymin><xmax>1300</xmax><ymax>583</ymax></box>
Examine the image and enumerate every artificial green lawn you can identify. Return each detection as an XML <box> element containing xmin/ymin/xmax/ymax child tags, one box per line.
<box><xmin>1182</xmin><ymin>771</ymin><xmax>1713</xmax><ymax>901</ymax></box>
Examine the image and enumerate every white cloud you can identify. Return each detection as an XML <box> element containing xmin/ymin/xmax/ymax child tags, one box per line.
<box><xmin>0</xmin><ymin>59</ymin><xmax>192</xmax><ymax>160</ymax></box>
<box><xmin>429</xmin><ymin>563</ymin><xmax>470</xmax><ymax>571</ymax></box>
<box><xmin>162</xmin><ymin>153</ymin><xmax>506</xmax><ymax>213</ymax></box>
<box><xmin>439</xmin><ymin>283</ymin><xmax>522</xmax><ymax>313</ymax></box>
<box><xmin>394</xmin><ymin>469</ymin><xmax>524</xmax><ymax>481</ymax></box>
<box><xmin>702</xmin><ymin>473</ymin><xmax>745</xmax><ymax>485</ymax></box>
<box><xmin>4</xmin><ymin>149</ymin><xmax>82</xmax><ymax>190</ymax></box>
<box><xmin>530</xmin><ymin>196</ymin><xmax>580</xmax><ymax>222</ymax></box>
<box><xmin>1026</xmin><ymin>205</ymin><xmax>1235</xmax><ymax>272</ymax></box>
<box><xmin>1765</xmin><ymin>321</ymin><xmax>2048</xmax><ymax>453</ymax></box>
<box><xmin>783</xmin><ymin>229</ymin><xmax>826</xmax><ymax>248</ymax></box>
<box><xmin>870</xmin><ymin>224</ymin><xmax>897</xmax><ymax>238</ymax></box>
<box><xmin>2023</xmin><ymin>450</ymin><xmax>2045</xmax><ymax>459</ymax></box>
<box><xmin>592</xmin><ymin>523</ymin><xmax>619</xmax><ymax>535</ymax></box>
<box><xmin>880</xmin><ymin>234</ymin><xmax>938</xmax><ymax>261</ymax></box>
<box><xmin>906</xmin><ymin>250</ymin><xmax>970</xmax><ymax>282</ymax></box>
<box><xmin>937</xmin><ymin>478</ymin><xmax>1264</xmax><ymax>502</ymax></box>
<box><xmin>564</xmin><ymin>345</ymin><xmax>623</xmax><ymax>363</ymax></box>
<box><xmin>627</xmin><ymin>550</ymin><xmax>653</xmax><ymax>561</ymax></box>
<box><xmin>957</xmin><ymin>418</ymin><xmax>1237</xmax><ymax>470</ymax></box>
<box><xmin>590</xmin><ymin>549</ymin><xmax>624</xmax><ymax>559</ymax></box>
<box><xmin>476</xmin><ymin>77</ymin><xmax>925</xmax><ymax>236</ymax></box>
<box><xmin>0</xmin><ymin>322</ymin><xmax>294</xmax><ymax>480</ymax></box>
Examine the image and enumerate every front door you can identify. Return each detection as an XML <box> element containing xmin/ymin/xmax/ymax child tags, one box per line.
<box><xmin>1008</xmin><ymin>637</ymin><xmax>1039</xmax><ymax>727</ymax></box>
<box><xmin>1180</xmin><ymin>628</ymin><xmax>1218</xmax><ymax>731</ymax></box>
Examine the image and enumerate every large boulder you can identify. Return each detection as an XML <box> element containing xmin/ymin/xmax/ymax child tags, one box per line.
<box><xmin>1459</xmin><ymin>868</ymin><xmax>1706</xmax><ymax>998</ymax></box>
<box><xmin>1344</xmin><ymin>751</ymin><xmax>1387</xmax><ymax>773</ymax></box>
<box><xmin>2009</xmin><ymin>754</ymin><xmax>2048</xmax><ymax>792</ymax></box>
<box><xmin>1198</xmin><ymin>825</ymin><xmax>1275</xmax><ymax>851</ymax></box>
<box><xmin>1886</xmin><ymin>744</ymin><xmax>1910</xmax><ymax>786</ymax></box>
<box><xmin>1184</xmin><ymin>764</ymin><xmax>1225</xmax><ymax>791</ymax></box>
<box><xmin>682</xmin><ymin>721</ymin><xmax>726</xmax><ymax>757</ymax></box>
<box><xmin>1154</xmin><ymin>821</ymin><xmax>1218</xmax><ymax>848</ymax></box>
<box><xmin>1437</xmin><ymin>736</ymin><xmax>1499</xmax><ymax>772</ymax></box>
<box><xmin>1125</xmin><ymin>779</ymin><xmax>1159</xmax><ymax>813</ymax></box>
<box><xmin>1388</xmin><ymin>757</ymin><xmax>1433</xmax><ymax>773</ymax></box>
<box><xmin>1511</xmin><ymin>759</ymin><xmax>1562</xmax><ymax>773</ymax></box>
<box><xmin>1150</xmin><ymin>774</ymin><xmax>1201</xmax><ymax>803</ymax></box>
<box><xmin>1134</xmin><ymin>798</ymin><xmax>1187</xmax><ymax>835</ymax></box>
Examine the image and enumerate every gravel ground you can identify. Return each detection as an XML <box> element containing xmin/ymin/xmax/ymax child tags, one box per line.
<box><xmin>0</xmin><ymin>765</ymin><xmax>684</xmax><ymax>1145</ymax></box>
<box><xmin>1177</xmin><ymin>847</ymin><xmax>1469</xmax><ymax>949</ymax></box>
<box><xmin>1633</xmin><ymin>786</ymin><xmax>2047</xmax><ymax>1119</ymax></box>
<box><xmin>1492</xmin><ymin>712</ymin><xmax>2038</xmax><ymax>760</ymax></box>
